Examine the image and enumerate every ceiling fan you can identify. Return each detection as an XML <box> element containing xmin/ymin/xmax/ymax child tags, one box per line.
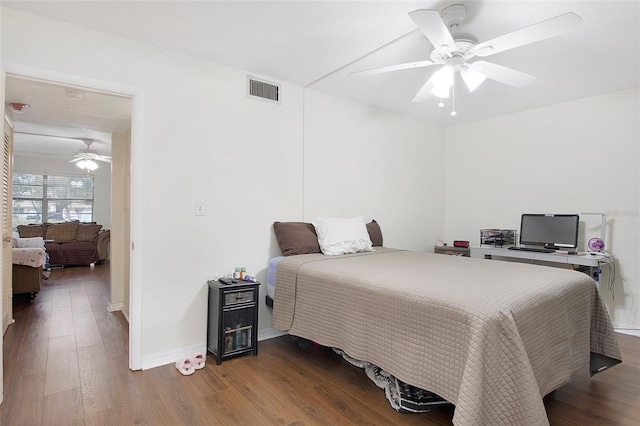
<box><xmin>15</xmin><ymin>131</ymin><xmax>112</xmax><ymax>165</ymax></box>
<box><xmin>70</xmin><ymin>139</ymin><xmax>112</xmax><ymax>166</ymax></box>
<box><xmin>352</xmin><ymin>4</ymin><xmax>582</xmax><ymax>109</ymax></box>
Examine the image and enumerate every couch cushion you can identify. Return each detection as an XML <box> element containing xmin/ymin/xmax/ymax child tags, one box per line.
<box><xmin>17</xmin><ymin>224</ymin><xmax>46</xmax><ymax>238</ymax></box>
<box><xmin>44</xmin><ymin>242</ymin><xmax>62</xmax><ymax>257</ymax></box>
<box><xmin>45</xmin><ymin>222</ymin><xmax>79</xmax><ymax>243</ymax></box>
<box><xmin>57</xmin><ymin>241</ymin><xmax>99</xmax><ymax>265</ymax></box>
<box><xmin>76</xmin><ymin>223</ymin><xmax>103</xmax><ymax>242</ymax></box>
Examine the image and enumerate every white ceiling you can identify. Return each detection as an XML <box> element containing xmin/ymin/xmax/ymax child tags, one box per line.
<box><xmin>3</xmin><ymin>1</ymin><xmax>639</xmax><ymax>156</ymax></box>
<box><xmin>6</xmin><ymin>75</ymin><xmax>131</xmax><ymax>159</ymax></box>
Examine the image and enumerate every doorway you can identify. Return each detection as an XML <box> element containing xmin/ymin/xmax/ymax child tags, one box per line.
<box><xmin>2</xmin><ymin>69</ymin><xmax>140</xmax><ymax>371</ymax></box>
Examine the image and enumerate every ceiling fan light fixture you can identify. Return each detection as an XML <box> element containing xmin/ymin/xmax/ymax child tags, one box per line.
<box><xmin>430</xmin><ymin>65</ymin><xmax>454</xmax><ymax>98</ymax></box>
<box><xmin>460</xmin><ymin>66</ymin><xmax>488</xmax><ymax>92</ymax></box>
<box><xmin>431</xmin><ymin>85</ymin><xmax>451</xmax><ymax>99</ymax></box>
<box><xmin>76</xmin><ymin>159</ymin><xmax>98</xmax><ymax>171</ymax></box>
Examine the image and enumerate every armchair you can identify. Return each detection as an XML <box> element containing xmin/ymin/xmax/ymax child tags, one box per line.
<box><xmin>11</xmin><ymin>233</ymin><xmax>47</xmax><ymax>299</ymax></box>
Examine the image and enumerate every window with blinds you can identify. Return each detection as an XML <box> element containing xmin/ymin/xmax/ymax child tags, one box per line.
<box><xmin>12</xmin><ymin>173</ymin><xmax>94</xmax><ymax>225</ymax></box>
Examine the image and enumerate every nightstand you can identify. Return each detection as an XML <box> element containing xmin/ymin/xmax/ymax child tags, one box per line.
<box><xmin>207</xmin><ymin>279</ymin><xmax>260</xmax><ymax>364</ymax></box>
<box><xmin>434</xmin><ymin>245</ymin><xmax>470</xmax><ymax>257</ymax></box>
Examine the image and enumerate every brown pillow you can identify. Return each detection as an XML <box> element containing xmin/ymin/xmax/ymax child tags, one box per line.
<box><xmin>45</xmin><ymin>222</ymin><xmax>79</xmax><ymax>243</ymax></box>
<box><xmin>367</xmin><ymin>219</ymin><xmax>383</xmax><ymax>247</ymax></box>
<box><xmin>273</xmin><ymin>222</ymin><xmax>321</xmax><ymax>256</ymax></box>
<box><xmin>17</xmin><ymin>224</ymin><xmax>46</xmax><ymax>238</ymax></box>
<box><xmin>76</xmin><ymin>223</ymin><xmax>103</xmax><ymax>242</ymax></box>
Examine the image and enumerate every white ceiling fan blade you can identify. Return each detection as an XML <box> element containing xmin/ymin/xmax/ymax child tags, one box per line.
<box><xmin>469</xmin><ymin>61</ymin><xmax>536</xmax><ymax>88</ymax></box>
<box><xmin>85</xmin><ymin>153</ymin><xmax>112</xmax><ymax>163</ymax></box>
<box><xmin>351</xmin><ymin>60</ymin><xmax>438</xmax><ymax>77</ymax></box>
<box><xmin>474</xmin><ymin>12</ymin><xmax>582</xmax><ymax>57</ymax></box>
<box><xmin>460</xmin><ymin>66</ymin><xmax>487</xmax><ymax>92</ymax></box>
<box><xmin>71</xmin><ymin>152</ymin><xmax>112</xmax><ymax>163</ymax></box>
<box><xmin>409</xmin><ymin>9</ymin><xmax>456</xmax><ymax>52</ymax></box>
<box><xmin>412</xmin><ymin>72</ymin><xmax>440</xmax><ymax>103</ymax></box>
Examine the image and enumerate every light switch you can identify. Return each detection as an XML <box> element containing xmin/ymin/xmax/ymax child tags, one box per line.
<box><xmin>195</xmin><ymin>200</ymin><xmax>206</xmax><ymax>216</ymax></box>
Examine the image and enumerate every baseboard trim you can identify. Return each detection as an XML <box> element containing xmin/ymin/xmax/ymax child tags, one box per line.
<box><xmin>258</xmin><ymin>327</ymin><xmax>286</xmax><ymax>341</ymax></box>
<box><xmin>108</xmin><ymin>302</ymin><xmax>123</xmax><ymax>312</ymax></box>
<box><xmin>615</xmin><ymin>327</ymin><xmax>640</xmax><ymax>337</ymax></box>
<box><xmin>121</xmin><ymin>305</ymin><xmax>130</xmax><ymax>322</ymax></box>
<box><xmin>142</xmin><ymin>343</ymin><xmax>206</xmax><ymax>371</ymax></box>
<box><xmin>139</xmin><ymin>328</ymin><xmax>286</xmax><ymax>370</ymax></box>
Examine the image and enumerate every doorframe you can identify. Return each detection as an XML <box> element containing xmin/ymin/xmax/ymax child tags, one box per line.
<box><xmin>2</xmin><ymin>63</ymin><xmax>144</xmax><ymax>370</ymax></box>
<box><xmin>1</xmin><ymin>64</ymin><xmax>5</xmax><ymax>404</ymax></box>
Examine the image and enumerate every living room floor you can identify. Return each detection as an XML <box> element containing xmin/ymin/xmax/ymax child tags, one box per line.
<box><xmin>1</xmin><ymin>264</ymin><xmax>639</xmax><ymax>425</ymax></box>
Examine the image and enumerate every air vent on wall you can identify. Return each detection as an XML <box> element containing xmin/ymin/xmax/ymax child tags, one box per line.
<box><xmin>247</xmin><ymin>76</ymin><xmax>280</xmax><ymax>104</ymax></box>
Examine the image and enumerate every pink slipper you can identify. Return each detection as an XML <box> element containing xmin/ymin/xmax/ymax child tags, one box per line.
<box><xmin>175</xmin><ymin>357</ymin><xmax>196</xmax><ymax>376</ymax></box>
<box><xmin>193</xmin><ymin>352</ymin><xmax>206</xmax><ymax>370</ymax></box>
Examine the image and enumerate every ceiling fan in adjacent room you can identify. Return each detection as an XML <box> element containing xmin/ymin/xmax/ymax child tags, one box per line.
<box><xmin>352</xmin><ymin>4</ymin><xmax>582</xmax><ymax>115</ymax></box>
<box><xmin>69</xmin><ymin>139</ymin><xmax>111</xmax><ymax>170</ymax></box>
<box><xmin>15</xmin><ymin>131</ymin><xmax>111</xmax><ymax>170</ymax></box>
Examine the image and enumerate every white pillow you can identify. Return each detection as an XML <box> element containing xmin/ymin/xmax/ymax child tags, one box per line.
<box><xmin>311</xmin><ymin>216</ymin><xmax>374</xmax><ymax>256</ymax></box>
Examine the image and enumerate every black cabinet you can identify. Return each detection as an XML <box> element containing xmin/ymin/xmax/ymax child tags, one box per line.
<box><xmin>207</xmin><ymin>279</ymin><xmax>260</xmax><ymax>364</ymax></box>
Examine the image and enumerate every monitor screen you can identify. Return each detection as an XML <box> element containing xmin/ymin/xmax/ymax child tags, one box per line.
<box><xmin>519</xmin><ymin>214</ymin><xmax>579</xmax><ymax>249</ymax></box>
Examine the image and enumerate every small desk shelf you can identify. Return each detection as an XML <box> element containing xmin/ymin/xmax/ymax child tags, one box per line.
<box><xmin>469</xmin><ymin>246</ymin><xmax>612</xmax><ymax>281</ymax></box>
<box><xmin>207</xmin><ymin>279</ymin><xmax>260</xmax><ymax>365</ymax></box>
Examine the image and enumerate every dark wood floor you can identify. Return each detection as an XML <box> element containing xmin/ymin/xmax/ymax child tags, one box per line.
<box><xmin>1</xmin><ymin>263</ymin><xmax>639</xmax><ymax>425</ymax></box>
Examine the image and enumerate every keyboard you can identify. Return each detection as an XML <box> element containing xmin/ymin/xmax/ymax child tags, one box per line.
<box><xmin>508</xmin><ymin>246</ymin><xmax>555</xmax><ymax>253</ymax></box>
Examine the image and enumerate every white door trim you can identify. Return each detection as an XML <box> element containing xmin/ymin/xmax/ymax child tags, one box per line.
<box><xmin>1</xmin><ymin>63</ymin><xmax>5</xmax><ymax>404</ymax></box>
<box><xmin>2</xmin><ymin>63</ymin><xmax>144</xmax><ymax>370</ymax></box>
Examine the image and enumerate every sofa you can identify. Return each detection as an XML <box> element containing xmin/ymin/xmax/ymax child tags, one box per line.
<box><xmin>17</xmin><ymin>221</ymin><xmax>110</xmax><ymax>266</ymax></box>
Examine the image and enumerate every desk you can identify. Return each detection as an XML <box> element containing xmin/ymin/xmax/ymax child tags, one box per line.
<box><xmin>470</xmin><ymin>246</ymin><xmax>613</xmax><ymax>281</ymax></box>
<box><xmin>434</xmin><ymin>245</ymin><xmax>470</xmax><ymax>257</ymax></box>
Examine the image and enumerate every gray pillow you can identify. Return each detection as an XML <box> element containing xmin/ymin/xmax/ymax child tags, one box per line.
<box><xmin>367</xmin><ymin>219</ymin><xmax>383</xmax><ymax>247</ymax></box>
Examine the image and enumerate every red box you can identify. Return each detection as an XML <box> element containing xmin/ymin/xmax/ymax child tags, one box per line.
<box><xmin>453</xmin><ymin>240</ymin><xmax>469</xmax><ymax>248</ymax></box>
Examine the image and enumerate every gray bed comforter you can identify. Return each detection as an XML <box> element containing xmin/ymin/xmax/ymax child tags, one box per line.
<box><xmin>272</xmin><ymin>248</ymin><xmax>621</xmax><ymax>426</ymax></box>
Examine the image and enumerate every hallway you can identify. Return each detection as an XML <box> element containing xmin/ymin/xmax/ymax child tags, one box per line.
<box><xmin>2</xmin><ymin>263</ymin><xmax>129</xmax><ymax>424</ymax></box>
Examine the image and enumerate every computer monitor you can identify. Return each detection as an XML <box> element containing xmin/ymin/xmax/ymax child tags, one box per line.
<box><xmin>519</xmin><ymin>214</ymin><xmax>579</xmax><ymax>250</ymax></box>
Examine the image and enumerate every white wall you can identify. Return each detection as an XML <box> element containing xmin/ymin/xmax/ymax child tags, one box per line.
<box><xmin>444</xmin><ymin>88</ymin><xmax>640</xmax><ymax>330</ymax></box>
<box><xmin>13</xmin><ymin>155</ymin><xmax>112</xmax><ymax>228</ymax></box>
<box><xmin>303</xmin><ymin>89</ymin><xmax>445</xmax><ymax>251</ymax></box>
<box><xmin>1</xmin><ymin>8</ymin><xmax>448</xmax><ymax>368</ymax></box>
<box><xmin>1</xmin><ymin>7</ymin><xmax>303</xmax><ymax>367</ymax></box>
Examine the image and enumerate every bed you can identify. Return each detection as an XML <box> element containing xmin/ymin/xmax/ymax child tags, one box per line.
<box><xmin>269</xmin><ymin>246</ymin><xmax>621</xmax><ymax>426</ymax></box>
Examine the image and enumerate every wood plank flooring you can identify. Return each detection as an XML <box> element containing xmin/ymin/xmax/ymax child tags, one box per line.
<box><xmin>2</xmin><ymin>262</ymin><xmax>639</xmax><ymax>425</ymax></box>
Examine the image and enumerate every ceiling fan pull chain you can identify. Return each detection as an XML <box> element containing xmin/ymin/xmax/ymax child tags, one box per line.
<box><xmin>451</xmin><ymin>79</ymin><xmax>457</xmax><ymax>117</ymax></box>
